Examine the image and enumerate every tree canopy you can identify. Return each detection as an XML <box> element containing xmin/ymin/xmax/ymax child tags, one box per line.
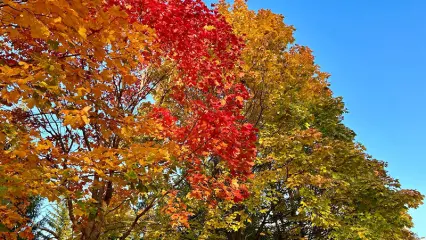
<box><xmin>0</xmin><ymin>0</ymin><xmax>423</xmax><ymax>239</ymax></box>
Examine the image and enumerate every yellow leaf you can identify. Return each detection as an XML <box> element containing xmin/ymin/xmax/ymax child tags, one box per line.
<box><xmin>82</xmin><ymin>106</ymin><xmax>91</xmax><ymax>113</ymax></box>
<box><xmin>74</xmin><ymin>208</ymin><xmax>85</xmax><ymax>216</ymax></box>
<box><xmin>81</xmin><ymin>115</ymin><xmax>90</xmax><ymax>125</ymax></box>
<box><xmin>231</xmin><ymin>178</ymin><xmax>239</xmax><ymax>188</ymax></box>
<box><xmin>203</xmin><ymin>25</ymin><xmax>216</xmax><ymax>31</ymax></box>
<box><xmin>77</xmin><ymin>87</ymin><xmax>88</xmax><ymax>96</ymax></box>
<box><xmin>18</xmin><ymin>61</ymin><xmax>29</xmax><ymax>69</ymax></box>
<box><xmin>94</xmin><ymin>168</ymin><xmax>105</xmax><ymax>177</ymax></box>
<box><xmin>53</xmin><ymin>17</ymin><xmax>62</xmax><ymax>23</ymax></box>
<box><xmin>36</xmin><ymin>142</ymin><xmax>51</xmax><ymax>151</ymax></box>
<box><xmin>83</xmin><ymin>157</ymin><xmax>92</xmax><ymax>164</ymax></box>
<box><xmin>78</xmin><ymin>27</ymin><xmax>87</xmax><ymax>39</ymax></box>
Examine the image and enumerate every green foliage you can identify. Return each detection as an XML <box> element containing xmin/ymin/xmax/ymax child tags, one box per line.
<box><xmin>37</xmin><ymin>202</ymin><xmax>73</xmax><ymax>240</ymax></box>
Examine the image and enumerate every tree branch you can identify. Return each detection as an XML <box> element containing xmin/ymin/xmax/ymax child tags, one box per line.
<box><xmin>119</xmin><ymin>174</ymin><xmax>187</xmax><ymax>239</ymax></box>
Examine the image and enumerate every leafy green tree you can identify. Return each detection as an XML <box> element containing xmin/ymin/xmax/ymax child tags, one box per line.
<box><xmin>36</xmin><ymin>202</ymin><xmax>73</xmax><ymax>240</ymax></box>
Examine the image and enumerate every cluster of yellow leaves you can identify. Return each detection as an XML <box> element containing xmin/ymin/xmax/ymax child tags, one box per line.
<box><xmin>62</xmin><ymin>106</ymin><xmax>92</xmax><ymax>128</ymax></box>
<box><xmin>0</xmin><ymin>0</ymin><xmax>176</xmax><ymax>238</ymax></box>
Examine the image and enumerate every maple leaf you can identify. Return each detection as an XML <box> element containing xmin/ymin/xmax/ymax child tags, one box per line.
<box><xmin>78</xmin><ymin>27</ymin><xmax>87</xmax><ymax>39</ymax></box>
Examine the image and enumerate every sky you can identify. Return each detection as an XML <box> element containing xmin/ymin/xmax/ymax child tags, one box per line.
<box><xmin>204</xmin><ymin>0</ymin><xmax>426</xmax><ymax>236</ymax></box>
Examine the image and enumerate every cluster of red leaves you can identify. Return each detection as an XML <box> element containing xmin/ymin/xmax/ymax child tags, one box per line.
<box><xmin>109</xmin><ymin>0</ymin><xmax>257</xmax><ymax>201</ymax></box>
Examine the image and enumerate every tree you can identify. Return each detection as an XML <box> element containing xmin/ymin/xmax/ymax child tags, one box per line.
<box><xmin>36</xmin><ymin>201</ymin><xmax>73</xmax><ymax>240</ymax></box>
<box><xmin>206</xmin><ymin>1</ymin><xmax>423</xmax><ymax>239</ymax></box>
<box><xmin>0</xmin><ymin>0</ymin><xmax>255</xmax><ymax>239</ymax></box>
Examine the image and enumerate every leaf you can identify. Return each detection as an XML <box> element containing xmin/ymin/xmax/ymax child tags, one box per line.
<box><xmin>18</xmin><ymin>61</ymin><xmax>29</xmax><ymax>69</ymax></box>
<box><xmin>47</xmin><ymin>40</ymin><xmax>59</xmax><ymax>50</ymax></box>
<box><xmin>203</xmin><ymin>25</ymin><xmax>216</xmax><ymax>31</ymax></box>
<box><xmin>53</xmin><ymin>17</ymin><xmax>62</xmax><ymax>23</ymax></box>
<box><xmin>82</xmin><ymin>106</ymin><xmax>91</xmax><ymax>114</ymax></box>
<box><xmin>78</xmin><ymin>27</ymin><xmax>87</xmax><ymax>39</ymax></box>
<box><xmin>125</xmin><ymin>170</ymin><xmax>137</xmax><ymax>180</ymax></box>
<box><xmin>81</xmin><ymin>115</ymin><xmax>90</xmax><ymax>125</ymax></box>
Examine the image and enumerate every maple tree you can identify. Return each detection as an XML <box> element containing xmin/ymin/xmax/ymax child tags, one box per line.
<box><xmin>184</xmin><ymin>1</ymin><xmax>422</xmax><ymax>240</ymax></box>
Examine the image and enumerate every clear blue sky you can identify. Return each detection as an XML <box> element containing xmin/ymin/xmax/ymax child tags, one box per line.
<box><xmin>206</xmin><ymin>0</ymin><xmax>426</xmax><ymax>236</ymax></box>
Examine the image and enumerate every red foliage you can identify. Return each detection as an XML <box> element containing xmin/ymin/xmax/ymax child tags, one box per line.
<box><xmin>109</xmin><ymin>0</ymin><xmax>257</xmax><ymax>201</ymax></box>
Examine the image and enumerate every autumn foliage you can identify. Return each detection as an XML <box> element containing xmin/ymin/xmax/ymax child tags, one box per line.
<box><xmin>0</xmin><ymin>0</ymin><xmax>423</xmax><ymax>239</ymax></box>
